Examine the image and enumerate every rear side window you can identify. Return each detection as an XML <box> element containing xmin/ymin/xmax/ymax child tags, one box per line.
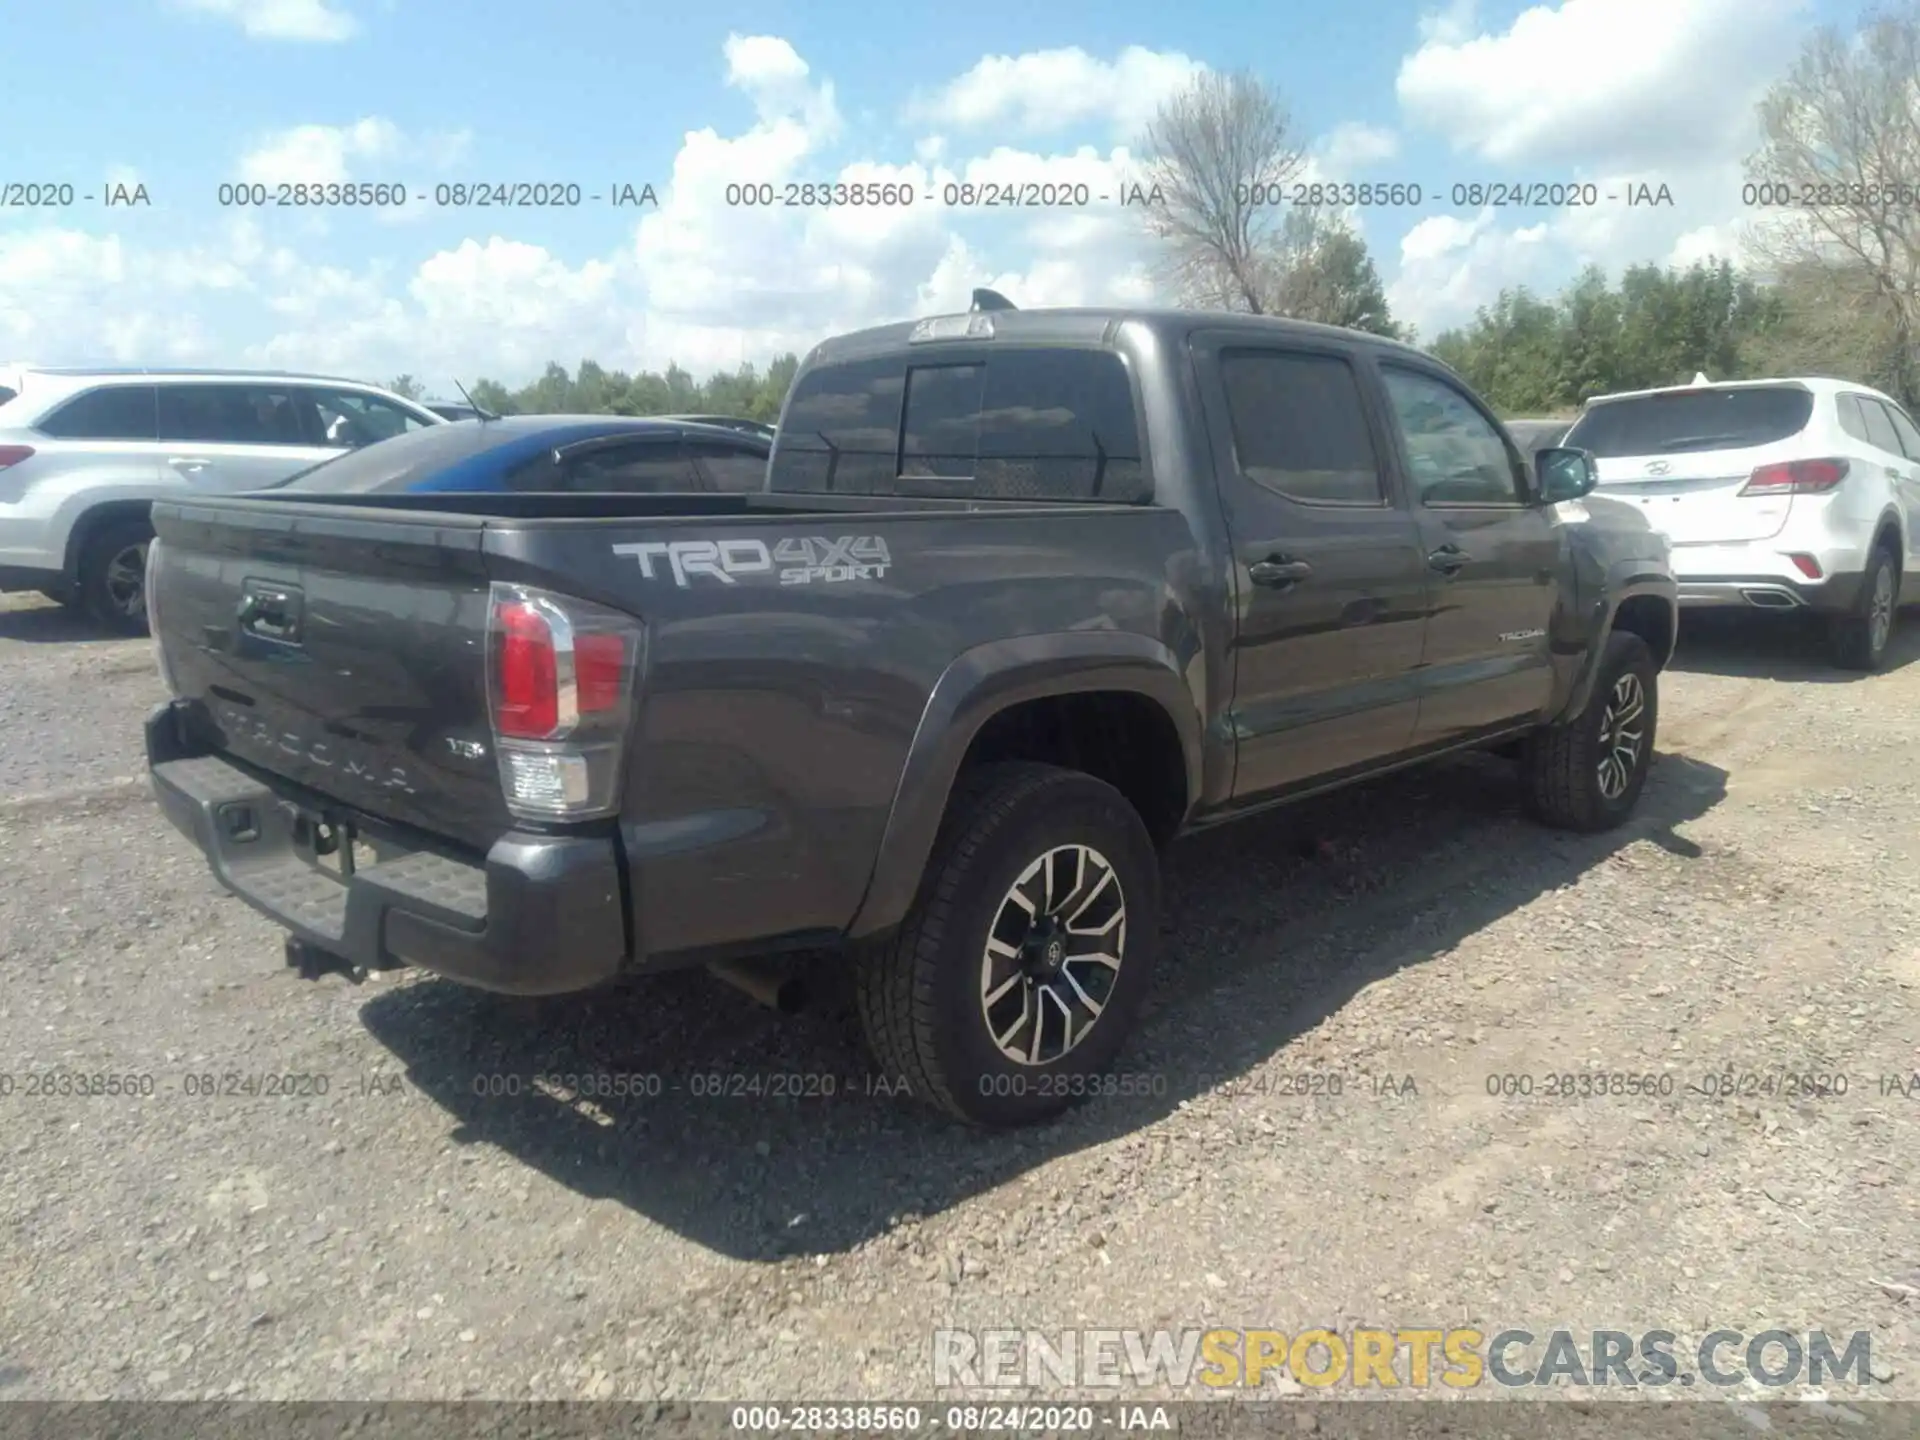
<box><xmin>1563</xmin><ymin>386</ymin><xmax>1813</xmax><ymax>458</ymax></box>
<box><xmin>1883</xmin><ymin>402</ymin><xmax>1920</xmax><ymax>462</ymax></box>
<box><xmin>1857</xmin><ymin>398</ymin><xmax>1904</xmax><ymax>457</ymax></box>
<box><xmin>160</xmin><ymin>384</ymin><xmax>315</xmax><ymax>446</ymax></box>
<box><xmin>771</xmin><ymin>348</ymin><xmax>1148</xmax><ymax>502</ymax></box>
<box><xmin>1836</xmin><ymin>394</ymin><xmax>1872</xmax><ymax>444</ymax></box>
<box><xmin>559</xmin><ymin>439</ymin><xmax>701</xmax><ymax>492</ymax></box>
<box><xmin>0</xmin><ymin>386</ymin><xmax>17</xmax><ymax>407</ymax></box>
<box><xmin>36</xmin><ymin>385</ymin><xmax>159</xmax><ymax>441</ymax></box>
<box><xmin>684</xmin><ymin>438</ymin><xmax>769</xmax><ymax>491</ymax></box>
<box><xmin>1219</xmin><ymin>349</ymin><xmax>1383</xmax><ymax>505</ymax></box>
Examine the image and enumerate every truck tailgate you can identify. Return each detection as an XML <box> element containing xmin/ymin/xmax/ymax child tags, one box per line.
<box><xmin>148</xmin><ymin>500</ymin><xmax>513</xmax><ymax>852</ymax></box>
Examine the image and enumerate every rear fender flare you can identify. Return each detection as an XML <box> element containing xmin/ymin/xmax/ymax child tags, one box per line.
<box><xmin>844</xmin><ymin>631</ymin><xmax>1202</xmax><ymax>940</ymax></box>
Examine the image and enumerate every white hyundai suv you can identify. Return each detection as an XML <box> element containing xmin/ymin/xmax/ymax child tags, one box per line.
<box><xmin>0</xmin><ymin>368</ymin><xmax>445</xmax><ymax>633</ymax></box>
<box><xmin>1561</xmin><ymin>376</ymin><xmax>1920</xmax><ymax>670</ymax></box>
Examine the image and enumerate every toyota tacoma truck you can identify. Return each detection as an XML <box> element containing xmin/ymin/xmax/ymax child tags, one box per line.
<box><xmin>143</xmin><ymin>301</ymin><xmax>1677</xmax><ymax>1128</ymax></box>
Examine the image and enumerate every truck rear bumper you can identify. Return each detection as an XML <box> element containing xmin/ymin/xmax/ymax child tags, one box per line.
<box><xmin>145</xmin><ymin>702</ymin><xmax>627</xmax><ymax>995</ymax></box>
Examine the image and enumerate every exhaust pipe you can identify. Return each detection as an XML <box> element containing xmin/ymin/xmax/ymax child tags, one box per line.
<box><xmin>1739</xmin><ymin>587</ymin><xmax>1801</xmax><ymax>609</ymax></box>
<box><xmin>707</xmin><ymin>957</ymin><xmax>806</xmax><ymax>1013</ymax></box>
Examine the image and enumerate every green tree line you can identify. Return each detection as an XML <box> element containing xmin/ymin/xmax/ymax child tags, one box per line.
<box><xmin>386</xmin><ymin>354</ymin><xmax>801</xmax><ymax>423</ymax></box>
<box><xmin>1427</xmin><ymin>254</ymin><xmax>1915</xmax><ymax>417</ymax></box>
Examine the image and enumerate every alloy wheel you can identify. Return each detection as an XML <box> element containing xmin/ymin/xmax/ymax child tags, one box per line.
<box><xmin>1869</xmin><ymin>563</ymin><xmax>1894</xmax><ymax>656</ymax></box>
<box><xmin>1596</xmin><ymin>671</ymin><xmax>1646</xmax><ymax>801</ymax></box>
<box><xmin>979</xmin><ymin>843</ymin><xmax>1127</xmax><ymax>1066</ymax></box>
<box><xmin>105</xmin><ymin>542</ymin><xmax>148</xmax><ymax>619</ymax></box>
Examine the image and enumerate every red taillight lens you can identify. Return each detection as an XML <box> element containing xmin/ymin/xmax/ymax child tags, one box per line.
<box><xmin>1741</xmin><ymin>458</ymin><xmax>1848</xmax><ymax>495</ymax></box>
<box><xmin>575</xmin><ymin>633</ymin><xmax>626</xmax><ymax>714</ymax></box>
<box><xmin>0</xmin><ymin>444</ymin><xmax>35</xmax><ymax>470</ymax></box>
<box><xmin>494</xmin><ymin>600</ymin><xmax>559</xmax><ymax>738</ymax></box>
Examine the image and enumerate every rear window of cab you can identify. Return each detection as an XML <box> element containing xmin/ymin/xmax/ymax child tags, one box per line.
<box><xmin>770</xmin><ymin>347</ymin><xmax>1150</xmax><ymax>503</ymax></box>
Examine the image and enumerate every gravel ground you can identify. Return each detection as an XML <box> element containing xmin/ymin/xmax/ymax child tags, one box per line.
<box><xmin>2</xmin><ymin>591</ymin><xmax>1917</xmax><ymax>1425</ymax></box>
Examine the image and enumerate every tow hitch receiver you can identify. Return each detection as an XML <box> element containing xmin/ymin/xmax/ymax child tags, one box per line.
<box><xmin>285</xmin><ymin>935</ymin><xmax>366</xmax><ymax>984</ymax></box>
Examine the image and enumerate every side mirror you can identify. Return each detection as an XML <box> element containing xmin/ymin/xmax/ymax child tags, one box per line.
<box><xmin>1535</xmin><ymin>446</ymin><xmax>1598</xmax><ymax>502</ymax></box>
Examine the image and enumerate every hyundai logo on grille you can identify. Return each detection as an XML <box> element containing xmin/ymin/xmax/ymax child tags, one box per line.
<box><xmin>1644</xmin><ymin>461</ymin><xmax>1671</xmax><ymax>476</ymax></box>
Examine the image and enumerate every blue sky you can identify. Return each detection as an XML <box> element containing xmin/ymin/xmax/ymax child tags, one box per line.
<box><xmin>0</xmin><ymin>0</ymin><xmax>1858</xmax><ymax>390</ymax></box>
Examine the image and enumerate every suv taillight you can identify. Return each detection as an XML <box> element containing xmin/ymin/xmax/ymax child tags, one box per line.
<box><xmin>485</xmin><ymin>582</ymin><xmax>644</xmax><ymax>821</ymax></box>
<box><xmin>1740</xmin><ymin>458</ymin><xmax>1848</xmax><ymax>496</ymax></box>
<box><xmin>0</xmin><ymin>445</ymin><xmax>35</xmax><ymax>470</ymax></box>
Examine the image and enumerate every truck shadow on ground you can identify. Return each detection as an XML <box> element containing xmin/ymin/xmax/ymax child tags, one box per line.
<box><xmin>358</xmin><ymin>747</ymin><xmax>1728</xmax><ymax>1261</ymax></box>
<box><xmin>1666</xmin><ymin>607</ymin><xmax>1920</xmax><ymax>681</ymax></box>
<box><xmin>0</xmin><ymin>601</ymin><xmax>123</xmax><ymax>645</ymax></box>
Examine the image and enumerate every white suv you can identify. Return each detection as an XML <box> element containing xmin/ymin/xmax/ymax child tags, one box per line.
<box><xmin>1562</xmin><ymin>377</ymin><xmax>1920</xmax><ymax>669</ymax></box>
<box><xmin>0</xmin><ymin>368</ymin><xmax>445</xmax><ymax>633</ymax></box>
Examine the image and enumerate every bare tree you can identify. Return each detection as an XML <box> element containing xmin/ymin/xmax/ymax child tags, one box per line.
<box><xmin>1136</xmin><ymin>71</ymin><xmax>1307</xmax><ymax>313</ymax></box>
<box><xmin>1742</xmin><ymin>2</ymin><xmax>1920</xmax><ymax>406</ymax></box>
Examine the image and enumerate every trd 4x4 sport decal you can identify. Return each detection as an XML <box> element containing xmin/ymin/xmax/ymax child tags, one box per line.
<box><xmin>612</xmin><ymin>536</ymin><xmax>892</xmax><ymax>587</ymax></box>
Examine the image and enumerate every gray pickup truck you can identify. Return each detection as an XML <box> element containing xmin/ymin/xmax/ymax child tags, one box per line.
<box><xmin>143</xmin><ymin>301</ymin><xmax>1677</xmax><ymax>1127</ymax></box>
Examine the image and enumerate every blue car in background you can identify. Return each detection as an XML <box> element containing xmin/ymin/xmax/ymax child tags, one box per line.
<box><xmin>265</xmin><ymin>414</ymin><xmax>772</xmax><ymax>495</ymax></box>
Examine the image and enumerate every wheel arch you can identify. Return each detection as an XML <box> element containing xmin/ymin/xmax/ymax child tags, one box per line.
<box><xmin>1871</xmin><ymin>505</ymin><xmax>1904</xmax><ymax>572</ymax></box>
<box><xmin>62</xmin><ymin>499</ymin><xmax>158</xmax><ymax>583</ymax></box>
<box><xmin>844</xmin><ymin>632</ymin><xmax>1203</xmax><ymax>941</ymax></box>
<box><xmin>1552</xmin><ymin>573</ymin><xmax>1676</xmax><ymax>724</ymax></box>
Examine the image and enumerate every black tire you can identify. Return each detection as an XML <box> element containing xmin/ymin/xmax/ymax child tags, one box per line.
<box><xmin>77</xmin><ymin>518</ymin><xmax>152</xmax><ymax>635</ymax></box>
<box><xmin>1523</xmin><ymin>631</ymin><xmax>1658</xmax><ymax>833</ymax></box>
<box><xmin>852</xmin><ymin>762</ymin><xmax>1161</xmax><ymax>1128</ymax></box>
<box><xmin>1827</xmin><ymin>544</ymin><xmax>1898</xmax><ymax>671</ymax></box>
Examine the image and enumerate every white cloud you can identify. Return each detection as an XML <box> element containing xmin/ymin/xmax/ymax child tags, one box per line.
<box><xmin>169</xmin><ymin>0</ymin><xmax>358</xmax><ymax>42</ymax></box>
<box><xmin>1397</xmin><ymin>0</ymin><xmax>1805</xmax><ymax>169</ymax></box>
<box><xmin>1417</xmin><ymin>0</ymin><xmax>1480</xmax><ymax>45</ymax></box>
<box><xmin>1387</xmin><ymin>0</ymin><xmax>1807</xmax><ymax>337</ymax></box>
<box><xmin>911</xmin><ymin>46</ymin><xmax>1206</xmax><ymax>141</ymax></box>
<box><xmin>235</xmin><ymin>118</ymin><xmax>471</xmax><ymax>184</ymax></box>
<box><xmin>1320</xmin><ymin>123</ymin><xmax>1399</xmax><ymax>172</ymax></box>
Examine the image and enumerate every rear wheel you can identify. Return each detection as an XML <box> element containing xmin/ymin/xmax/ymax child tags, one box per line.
<box><xmin>852</xmin><ymin>762</ymin><xmax>1160</xmax><ymax>1128</ymax></box>
<box><xmin>1828</xmin><ymin>544</ymin><xmax>1898</xmax><ymax>671</ymax></box>
<box><xmin>77</xmin><ymin>519</ymin><xmax>152</xmax><ymax>635</ymax></box>
<box><xmin>1523</xmin><ymin>631</ymin><xmax>1658</xmax><ymax>833</ymax></box>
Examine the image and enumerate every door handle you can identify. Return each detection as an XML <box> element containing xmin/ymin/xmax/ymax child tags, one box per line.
<box><xmin>1248</xmin><ymin>557</ymin><xmax>1313</xmax><ymax>588</ymax></box>
<box><xmin>1427</xmin><ymin>545</ymin><xmax>1471</xmax><ymax>575</ymax></box>
<box><xmin>169</xmin><ymin>457</ymin><xmax>211</xmax><ymax>473</ymax></box>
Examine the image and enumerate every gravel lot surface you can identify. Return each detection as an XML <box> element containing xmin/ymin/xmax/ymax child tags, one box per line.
<box><xmin>2</xmin><ymin>591</ymin><xmax>1917</xmax><ymax>1427</ymax></box>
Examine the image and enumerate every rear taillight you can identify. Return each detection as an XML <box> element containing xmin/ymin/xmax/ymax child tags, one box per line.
<box><xmin>0</xmin><ymin>444</ymin><xmax>35</xmax><ymax>470</ymax></box>
<box><xmin>1740</xmin><ymin>458</ymin><xmax>1848</xmax><ymax>496</ymax></box>
<box><xmin>485</xmin><ymin>583</ymin><xmax>643</xmax><ymax>821</ymax></box>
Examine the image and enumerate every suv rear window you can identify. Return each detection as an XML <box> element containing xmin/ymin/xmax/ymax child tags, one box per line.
<box><xmin>36</xmin><ymin>385</ymin><xmax>160</xmax><ymax>441</ymax></box>
<box><xmin>771</xmin><ymin>348</ymin><xmax>1149</xmax><ymax>502</ymax></box>
<box><xmin>1562</xmin><ymin>385</ymin><xmax>1813</xmax><ymax>458</ymax></box>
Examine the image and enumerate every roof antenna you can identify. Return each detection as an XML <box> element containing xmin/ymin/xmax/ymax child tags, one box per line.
<box><xmin>1692</xmin><ymin>371</ymin><xmax>1711</xmax><ymax>386</ymax></box>
<box><xmin>450</xmin><ymin>377</ymin><xmax>497</xmax><ymax>422</ymax></box>
<box><xmin>971</xmin><ymin>288</ymin><xmax>1017</xmax><ymax>313</ymax></box>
